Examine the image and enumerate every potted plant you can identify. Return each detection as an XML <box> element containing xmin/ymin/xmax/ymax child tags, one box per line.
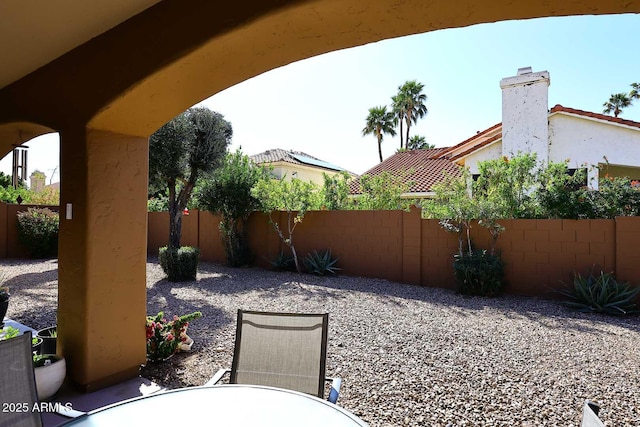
<box><xmin>36</xmin><ymin>326</ymin><xmax>57</xmax><ymax>355</ymax></box>
<box><xmin>1</xmin><ymin>327</ymin><xmax>43</xmax><ymax>354</ymax></box>
<box><xmin>0</xmin><ymin>286</ymin><xmax>9</xmax><ymax>327</ymax></box>
<box><xmin>33</xmin><ymin>353</ymin><xmax>66</xmax><ymax>400</ymax></box>
<box><xmin>0</xmin><ymin>325</ymin><xmax>19</xmax><ymax>340</ymax></box>
<box><xmin>0</xmin><ymin>329</ymin><xmax>66</xmax><ymax>400</ymax></box>
<box><xmin>32</xmin><ymin>335</ymin><xmax>43</xmax><ymax>354</ymax></box>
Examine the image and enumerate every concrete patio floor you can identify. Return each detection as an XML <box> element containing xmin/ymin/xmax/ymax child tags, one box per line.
<box><xmin>42</xmin><ymin>377</ymin><xmax>166</xmax><ymax>426</ymax></box>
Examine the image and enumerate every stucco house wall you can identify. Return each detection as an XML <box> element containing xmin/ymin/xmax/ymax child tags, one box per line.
<box><xmin>464</xmin><ymin>142</ymin><xmax>503</xmax><ymax>175</ymax></box>
<box><xmin>549</xmin><ymin>113</ymin><xmax>640</xmax><ymax>187</ymax></box>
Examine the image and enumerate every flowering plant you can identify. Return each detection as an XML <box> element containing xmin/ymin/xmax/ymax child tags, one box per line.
<box><xmin>145</xmin><ymin>311</ymin><xmax>202</xmax><ymax>363</ymax></box>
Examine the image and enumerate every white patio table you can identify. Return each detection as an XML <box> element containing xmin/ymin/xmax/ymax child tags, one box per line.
<box><xmin>61</xmin><ymin>384</ymin><xmax>369</xmax><ymax>426</ymax></box>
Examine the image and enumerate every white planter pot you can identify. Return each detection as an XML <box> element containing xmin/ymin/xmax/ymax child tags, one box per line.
<box><xmin>35</xmin><ymin>357</ymin><xmax>66</xmax><ymax>401</ymax></box>
<box><xmin>179</xmin><ymin>333</ymin><xmax>194</xmax><ymax>352</ymax></box>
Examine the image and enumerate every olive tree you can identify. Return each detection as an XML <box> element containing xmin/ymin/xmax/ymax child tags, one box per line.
<box><xmin>149</xmin><ymin>107</ymin><xmax>232</xmax><ymax>249</ymax></box>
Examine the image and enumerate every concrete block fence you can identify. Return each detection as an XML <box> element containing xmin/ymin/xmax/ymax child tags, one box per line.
<box><xmin>1</xmin><ymin>203</ymin><xmax>638</xmax><ymax>298</ymax></box>
<box><xmin>146</xmin><ymin>208</ymin><xmax>639</xmax><ymax>298</ymax></box>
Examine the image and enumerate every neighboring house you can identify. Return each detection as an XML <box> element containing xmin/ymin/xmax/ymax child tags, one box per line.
<box><xmin>250</xmin><ymin>148</ymin><xmax>354</xmax><ymax>186</ymax></box>
<box><xmin>354</xmin><ymin>67</ymin><xmax>640</xmax><ymax>196</ymax></box>
<box><xmin>440</xmin><ymin>67</ymin><xmax>640</xmax><ymax>189</ymax></box>
<box><xmin>349</xmin><ymin>148</ymin><xmax>462</xmax><ymax>198</ymax></box>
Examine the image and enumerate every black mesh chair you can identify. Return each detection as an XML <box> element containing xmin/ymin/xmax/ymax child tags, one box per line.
<box><xmin>206</xmin><ymin>310</ymin><xmax>342</xmax><ymax>403</ymax></box>
<box><xmin>1</xmin><ymin>331</ymin><xmax>42</xmax><ymax>427</ymax></box>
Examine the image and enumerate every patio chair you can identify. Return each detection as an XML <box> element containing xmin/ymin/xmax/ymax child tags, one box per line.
<box><xmin>205</xmin><ymin>310</ymin><xmax>342</xmax><ymax>404</ymax></box>
<box><xmin>1</xmin><ymin>331</ymin><xmax>42</xmax><ymax>427</ymax></box>
<box><xmin>581</xmin><ymin>400</ymin><xmax>605</xmax><ymax>427</ymax></box>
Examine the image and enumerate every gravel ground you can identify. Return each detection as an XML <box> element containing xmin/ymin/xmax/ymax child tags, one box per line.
<box><xmin>3</xmin><ymin>258</ymin><xmax>640</xmax><ymax>426</ymax></box>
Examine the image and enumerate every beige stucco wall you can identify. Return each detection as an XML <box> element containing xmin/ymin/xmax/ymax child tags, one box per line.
<box><xmin>269</xmin><ymin>162</ymin><xmax>343</xmax><ymax>186</ymax></box>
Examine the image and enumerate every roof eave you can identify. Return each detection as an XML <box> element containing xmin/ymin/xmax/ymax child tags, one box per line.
<box><xmin>550</xmin><ymin>110</ymin><xmax>640</xmax><ymax>132</ymax></box>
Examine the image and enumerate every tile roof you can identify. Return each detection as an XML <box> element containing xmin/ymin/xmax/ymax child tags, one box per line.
<box><xmin>349</xmin><ymin>148</ymin><xmax>462</xmax><ymax>195</ymax></box>
<box><xmin>449</xmin><ymin>133</ymin><xmax>502</xmax><ymax>161</ymax></box>
<box><xmin>250</xmin><ymin>148</ymin><xmax>345</xmax><ymax>172</ymax></box>
<box><xmin>550</xmin><ymin>104</ymin><xmax>640</xmax><ymax>129</ymax></box>
<box><xmin>437</xmin><ymin>122</ymin><xmax>502</xmax><ymax>159</ymax></box>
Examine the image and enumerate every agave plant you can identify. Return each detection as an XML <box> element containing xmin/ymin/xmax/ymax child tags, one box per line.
<box><xmin>269</xmin><ymin>251</ymin><xmax>295</xmax><ymax>271</ymax></box>
<box><xmin>557</xmin><ymin>271</ymin><xmax>640</xmax><ymax>315</ymax></box>
<box><xmin>304</xmin><ymin>250</ymin><xmax>341</xmax><ymax>276</ymax></box>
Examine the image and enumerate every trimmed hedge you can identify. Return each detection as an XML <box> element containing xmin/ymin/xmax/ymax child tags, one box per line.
<box><xmin>159</xmin><ymin>246</ymin><xmax>200</xmax><ymax>282</ymax></box>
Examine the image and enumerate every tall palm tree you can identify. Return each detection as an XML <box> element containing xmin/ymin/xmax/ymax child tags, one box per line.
<box><xmin>391</xmin><ymin>93</ymin><xmax>408</xmax><ymax>149</ymax></box>
<box><xmin>630</xmin><ymin>83</ymin><xmax>640</xmax><ymax>102</ymax></box>
<box><xmin>603</xmin><ymin>93</ymin><xmax>632</xmax><ymax>117</ymax></box>
<box><xmin>397</xmin><ymin>80</ymin><xmax>428</xmax><ymax>145</ymax></box>
<box><xmin>407</xmin><ymin>135</ymin><xmax>435</xmax><ymax>150</ymax></box>
<box><xmin>362</xmin><ymin>106</ymin><xmax>397</xmax><ymax>162</ymax></box>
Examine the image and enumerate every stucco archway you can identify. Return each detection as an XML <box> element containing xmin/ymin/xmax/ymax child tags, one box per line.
<box><xmin>1</xmin><ymin>0</ymin><xmax>639</xmax><ymax>390</ymax></box>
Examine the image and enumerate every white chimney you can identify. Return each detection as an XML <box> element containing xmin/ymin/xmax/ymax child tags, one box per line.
<box><xmin>500</xmin><ymin>67</ymin><xmax>550</xmax><ymax>164</ymax></box>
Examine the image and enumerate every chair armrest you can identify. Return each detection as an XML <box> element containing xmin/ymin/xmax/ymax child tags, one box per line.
<box><xmin>326</xmin><ymin>377</ymin><xmax>342</xmax><ymax>404</ymax></box>
<box><xmin>581</xmin><ymin>400</ymin><xmax>605</xmax><ymax>427</ymax></box>
<box><xmin>204</xmin><ymin>368</ymin><xmax>230</xmax><ymax>386</ymax></box>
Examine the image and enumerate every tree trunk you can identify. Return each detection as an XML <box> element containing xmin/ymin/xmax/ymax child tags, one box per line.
<box><xmin>167</xmin><ymin>179</ymin><xmax>183</xmax><ymax>249</ymax></box>
<box><xmin>168</xmin><ymin>203</ymin><xmax>183</xmax><ymax>249</ymax></box>
<box><xmin>378</xmin><ymin>135</ymin><xmax>383</xmax><ymax>163</ymax></box>
<box><xmin>399</xmin><ymin>119</ymin><xmax>404</xmax><ymax>149</ymax></box>
<box><xmin>167</xmin><ymin>176</ymin><xmax>196</xmax><ymax>250</ymax></box>
<box><xmin>288</xmin><ymin>233</ymin><xmax>301</xmax><ymax>274</ymax></box>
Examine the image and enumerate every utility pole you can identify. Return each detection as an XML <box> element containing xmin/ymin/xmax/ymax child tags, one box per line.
<box><xmin>48</xmin><ymin>166</ymin><xmax>59</xmax><ymax>185</ymax></box>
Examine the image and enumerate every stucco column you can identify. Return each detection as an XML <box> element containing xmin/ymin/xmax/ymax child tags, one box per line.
<box><xmin>57</xmin><ymin>127</ymin><xmax>148</xmax><ymax>391</ymax></box>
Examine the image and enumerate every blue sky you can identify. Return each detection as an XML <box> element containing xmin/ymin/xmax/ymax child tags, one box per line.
<box><xmin>4</xmin><ymin>13</ymin><xmax>639</xmax><ymax>183</ymax></box>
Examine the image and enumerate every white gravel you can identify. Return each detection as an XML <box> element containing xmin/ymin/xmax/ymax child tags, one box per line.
<box><xmin>3</xmin><ymin>258</ymin><xmax>640</xmax><ymax>426</ymax></box>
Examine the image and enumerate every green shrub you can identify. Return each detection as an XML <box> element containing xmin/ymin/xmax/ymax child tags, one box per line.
<box><xmin>147</xmin><ymin>196</ymin><xmax>169</xmax><ymax>212</ymax></box>
<box><xmin>17</xmin><ymin>207</ymin><xmax>59</xmax><ymax>258</ymax></box>
<box><xmin>159</xmin><ymin>246</ymin><xmax>200</xmax><ymax>282</ymax></box>
<box><xmin>218</xmin><ymin>224</ymin><xmax>253</xmax><ymax>267</ymax></box>
<box><xmin>304</xmin><ymin>250</ymin><xmax>341</xmax><ymax>276</ymax></box>
<box><xmin>195</xmin><ymin>150</ymin><xmax>268</xmax><ymax>267</ymax></box>
<box><xmin>453</xmin><ymin>250</ymin><xmax>504</xmax><ymax>296</ymax></box>
<box><xmin>557</xmin><ymin>271</ymin><xmax>639</xmax><ymax>315</ymax></box>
